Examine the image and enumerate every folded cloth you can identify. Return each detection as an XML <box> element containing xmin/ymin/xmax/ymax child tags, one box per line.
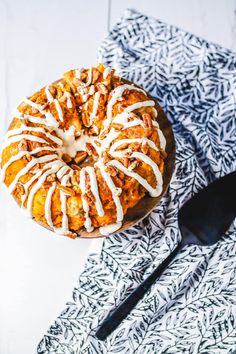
<box><xmin>38</xmin><ymin>8</ymin><xmax>236</xmax><ymax>354</ymax></box>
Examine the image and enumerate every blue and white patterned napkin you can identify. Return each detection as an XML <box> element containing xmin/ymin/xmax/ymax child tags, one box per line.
<box><xmin>38</xmin><ymin>9</ymin><xmax>236</xmax><ymax>354</ymax></box>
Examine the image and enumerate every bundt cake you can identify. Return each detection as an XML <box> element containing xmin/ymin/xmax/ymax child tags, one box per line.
<box><xmin>0</xmin><ymin>64</ymin><xmax>167</xmax><ymax>237</ymax></box>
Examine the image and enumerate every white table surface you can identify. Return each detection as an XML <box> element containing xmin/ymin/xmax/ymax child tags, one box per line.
<box><xmin>0</xmin><ymin>1</ymin><xmax>236</xmax><ymax>353</ymax></box>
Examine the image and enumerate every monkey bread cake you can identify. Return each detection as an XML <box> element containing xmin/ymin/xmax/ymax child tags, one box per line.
<box><xmin>0</xmin><ymin>64</ymin><xmax>169</xmax><ymax>238</ymax></box>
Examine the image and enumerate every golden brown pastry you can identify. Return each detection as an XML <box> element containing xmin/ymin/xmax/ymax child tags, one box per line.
<box><xmin>0</xmin><ymin>64</ymin><xmax>167</xmax><ymax>237</ymax></box>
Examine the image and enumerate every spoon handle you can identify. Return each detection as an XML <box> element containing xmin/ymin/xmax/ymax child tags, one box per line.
<box><xmin>96</xmin><ymin>244</ymin><xmax>182</xmax><ymax>340</ymax></box>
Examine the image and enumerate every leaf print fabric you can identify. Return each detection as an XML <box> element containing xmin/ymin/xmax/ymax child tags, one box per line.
<box><xmin>38</xmin><ymin>9</ymin><xmax>236</xmax><ymax>354</ymax></box>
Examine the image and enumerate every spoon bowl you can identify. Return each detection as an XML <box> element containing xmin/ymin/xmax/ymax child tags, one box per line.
<box><xmin>96</xmin><ymin>171</ymin><xmax>236</xmax><ymax>340</ymax></box>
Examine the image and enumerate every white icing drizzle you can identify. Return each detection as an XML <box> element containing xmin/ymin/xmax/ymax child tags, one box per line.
<box><xmin>103</xmin><ymin>67</ymin><xmax>112</xmax><ymax>79</ymax></box>
<box><xmin>15</xmin><ymin>107</ymin><xmax>59</xmax><ymax>129</ymax></box>
<box><xmin>8</xmin><ymin>154</ymin><xmax>58</xmax><ymax>194</ymax></box>
<box><xmin>15</xmin><ymin>111</ymin><xmax>48</xmax><ymax>126</ymax></box>
<box><xmin>21</xmin><ymin>162</ymin><xmax>69</xmax><ymax>212</ymax></box>
<box><xmin>158</xmin><ymin>129</ymin><xmax>166</xmax><ymax>150</ymax></box>
<box><xmin>75</xmin><ymin>67</ymin><xmax>84</xmax><ymax>78</ymax></box>
<box><xmin>74</xmin><ymin>134</ymin><xmax>96</xmax><ymax>153</ymax></box>
<box><xmin>22</xmin><ymin>96</ymin><xmax>62</xmax><ymax>127</ymax></box>
<box><xmin>109</xmin><ymin>152</ymin><xmax>163</xmax><ymax>197</ymax></box>
<box><xmin>109</xmin><ymin>138</ymin><xmax>158</xmax><ymax>158</ymax></box>
<box><xmin>91</xmin><ymin>92</ymin><xmax>100</xmax><ymax>119</ymax></box>
<box><xmin>0</xmin><ymin>146</ymin><xmax>54</xmax><ymax>183</ymax></box>
<box><xmin>89</xmin><ymin>85</ymin><xmax>95</xmax><ymax>95</ymax></box>
<box><xmin>152</xmin><ymin>107</ymin><xmax>158</xmax><ymax>117</ymax></box>
<box><xmin>96</xmin><ymin>160</ymin><xmax>123</xmax><ymax>223</ymax></box>
<box><xmin>93</xmin><ymin>125</ymin><xmax>99</xmax><ymax>135</ymax></box>
<box><xmin>5</xmin><ymin>125</ymin><xmax>62</xmax><ymax>146</ymax></box>
<box><xmin>56</xmin><ymin>126</ymin><xmax>96</xmax><ymax>158</ymax></box>
<box><xmin>56</xmin><ymin>165</ymin><xmax>71</xmax><ymax>179</ymax></box>
<box><xmin>82</xmin><ymin>94</ymin><xmax>88</xmax><ymax>103</ymax></box>
<box><xmin>124</xmin><ymin>100</ymin><xmax>155</xmax><ymax>113</ymax></box>
<box><xmin>21</xmin><ymin>168</ymin><xmax>46</xmax><ymax>207</ymax></box>
<box><xmin>22</xmin><ymin>97</ymin><xmax>44</xmax><ymax>112</ymax></box>
<box><xmin>104</xmin><ymin>84</ymin><xmax>146</xmax><ymax>130</ymax></box>
<box><xmin>97</xmin><ymin>128</ymin><xmax>120</xmax><ymax>155</ymax></box>
<box><xmin>45</xmin><ymin>85</ymin><xmax>54</xmax><ymax>103</ymax></box>
<box><xmin>45</xmin><ymin>110</ymin><xmax>60</xmax><ymax>127</ymax></box>
<box><xmin>42</xmin><ymin>111</ymin><xmax>59</xmax><ymax>128</ymax></box>
<box><xmin>152</xmin><ymin>121</ymin><xmax>166</xmax><ymax>150</ymax></box>
<box><xmin>84</xmin><ymin>68</ymin><xmax>93</xmax><ymax>86</ymax></box>
<box><xmin>54</xmin><ymin>99</ymin><xmax>64</xmax><ymax>122</ymax></box>
<box><xmin>122</xmin><ymin>119</ymin><xmax>143</xmax><ymax>129</ymax></box>
<box><xmin>112</xmin><ymin>112</ymin><xmax>133</xmax><ymax>125</ymax></box>
<box><xmin>1</xmin><ymin>134</ymin><xmax>49</xmax><ymax>151</ymax></box>
<box><xmin>57</xmin><ymin>171</ymin><xmax>73</xmax><ymax>234</ymax></box>
<box><xmin>44</xmin><ymin>182</ymin><xmax>56</xmax><ymax>228</ymax></box>
<box><xmin>26</xmin><ymin>160</ymin><xmax>64</xmax><ymax>217</ymax></box>
<box><xmin>99</xmin><ymin>221</ymin><xmax>122</xmax><ymax>236</ymax></box>
<box><xmin>64</xmin><ymin>92</ymin><xmax>73</xmax><ymax>109</ymax></box>
<box><xmin>84</xmin><ymin>166</ymin><xmax>104</xmax><ymax>217</ymax></box>
<box><xmin>80</xmin><ymin>168</ymin><xmax>94</xmax><ymax>232</ymax></box>
<box><xmin>112</xmin><ymin>112</ymin><xmax>166</xmax><ymax>150</ymax></box>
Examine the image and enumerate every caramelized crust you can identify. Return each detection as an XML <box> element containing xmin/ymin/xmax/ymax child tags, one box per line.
<box><xmin>0</xmin><ymin>64</ymin><xmax>167</xmax><ymax>237</ymax></box>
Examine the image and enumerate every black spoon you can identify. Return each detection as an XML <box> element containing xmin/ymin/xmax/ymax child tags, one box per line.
<box><xmin>96</xmin><ymin>171</ymin><xmax>236</xmax><ymax>340</ymax></box>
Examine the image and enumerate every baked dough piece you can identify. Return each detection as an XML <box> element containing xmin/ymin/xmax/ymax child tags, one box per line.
<box><xmin>0</xmin><ymin>64</ymin><xmax>167</xmax><ymax>237</ymax></box>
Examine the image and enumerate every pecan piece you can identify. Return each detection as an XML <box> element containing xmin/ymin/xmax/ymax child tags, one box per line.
<box><xmin>32</xmin><ymin>163</ymin><xmax>41</xmax><ymax>174</ymax></box>
<box><xmin>128</xmin><ymin>160</ymin><xmax>139</xmax><ymax>171</ymax></box>
<box><xmin>30</xmin><ymin>141</ymin><xmax>43</xmax><ymax>150</ymax></box>
<box><xmin>122</xmin><ymin>157</ymin><xmax>129</xmax><ymax>168</ymax></box>
<box><xmin>116</xmin><ymin>143</ymin><xmax>128</xmax><ymax>151</ymax></box>
<box><xmin>70</xmin><ymin>174</ymin><xmax>80</xmax><ymax>185</ymax></box>
<box><xmin>71</xmin><ymin>164</ymin><xmax>81</xmax><ymax>171</ymax></box>
<box><xmin>16</xmin><ymin>182</ymin><xmax>25</xmax><ymax>194</ymax></box>
<box><xmin>86</xmin><ymin>190</ymin><xmax>95</xmax><ymax>203</ymax></box>
<box><xmin>96</xmin><ymin>83</ymin><xmax>108</xmax><ymax>95</ymax></box>
<box><xmin>91</xmin><ymin>217</ymin><xmax>99</xmax><ymax>227</ymax></box>
<box><xmin>83</xmin><ymin>193</ymin><xmax>94</xmax><ymax>205</ymax></box>
<box><xmin>81</xmin><ymin>111</ymin><xmax>91</xmax><ymax>127</ymax></box>
<box><xmin>46</xmin><ymin>173</ymin><xmax>56</xmax><ymax>182</ymax></box>
<box><xmin>62</xmin><ymin>153</ymin><xmax>72</xmax><ymax>163</ymax></box>
<box><xmin>58</xmin><ymin>185</ymin><xmax>75</xmax><ymax>196</ymax></box>
<box><xmin>67</xmin><ymin>231</ymin><xmax>77</xmax><ymax>239</ymax></box>
<box><xmin>112</xmin><ymin>123</ymin><xmax>124</xmax><ymax>131</ymax></box>
<box><xmin>43</xmin><ymin>182</ymin><xmax>53</xmax><ymax>189</ymax></box>
<box><xmin>142</xmin><ymin>113</ymin><xmax>153</xmax><ymax>129</ymax></box>
<box><xmin>74</xmin><ymin>151</ymin><xmax>88</xmax><ymax>164</ymax></box>
<box><xmin>114</xmin><ymin>187</ymin><xmax>122</xmax><ymax>196</ymax></box>
<box><xmin>113</xmin><ymin>176</ymin><xmax>124</xmax><ymax>187</ymax></box>
<box><xmin>92</xmin><ymin>69</ymin><xmax>100</xmax><ymax>83</ymax></box>
<box><xmin>94</xmin><ymin>140</ymin><xmax>101</xmax><ymax>147</ymax></box>
<box><xmin>102</xmin><ymin>151</ymin><xmax>110</xmax><ymax>164</ymax></box>
<box><xmin>99</xmin><ymin>128</ymin><xmax>109</xmax><ymax>139</ymax></box>
<box><xmin>18</xmin><ymin>139</ymin><xmax>28</xmax><ymax>151</ymax></box>
<box><xmin>141</xmin><ymin>142</ymin><xmax>149</xmax><ymax>154</ymax></box>
<box><xmin>85</xmin><ymin>143</ymin><xmax>98</xmax><ymax>160</ymax></box>
<box><xmin>131</xmin><ymin>142</ymin><xmax>141</xmax><ymax>151</ymax></box>
<box><xmin>105</xmin><ymin>165</ymin><xmax>118</xmax><ymax>177</ymax></box>
<box><xmin>25</xmin><ymin>153</ymin><xmax>31</xmax><ymax>161</ymax></box>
